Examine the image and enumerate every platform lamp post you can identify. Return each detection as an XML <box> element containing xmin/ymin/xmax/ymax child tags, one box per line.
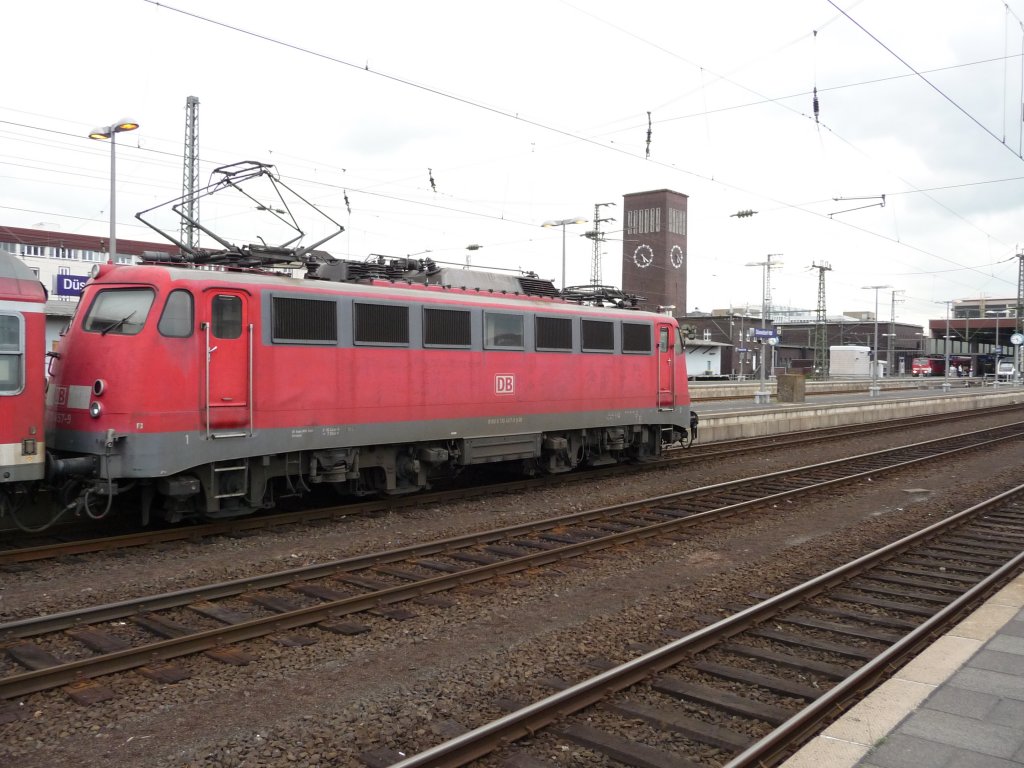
<box><xmin>541</xmin><ymin>217</ymin><xmax>587</xmax><ymax>291</ymax></box>
<box><xmin>88</xmin><ymin>118</ymin><xmax>139</xmax><ymax>264</ymax></box>
<box><xmin>986</xmin><ymin>309</ymin><xmax>1003</xmax><ymax>386</ymax></box>
<box><xmin>862</xmin><ymin>285</ymin><xmax>891</xmax><ymax>397</ymax></box>
<box><xmin>746</xmin><ymin>254</ymin><xmax>782</xmax><ymax>405</ymax></box>
<box><xmin>936</xmin><ymin>300</ymin><xmax>954</xmax><ymax>391</ymax></box>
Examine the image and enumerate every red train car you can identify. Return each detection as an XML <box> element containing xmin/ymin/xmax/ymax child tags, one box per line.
<box><xmin>0</xmin><ymin>250</ymin><xmax>46</xmax><ymax>518</ymax></box>
<box><xmin>911</xmin><ymin>355</ymin><xmax>971</xmax><ymax>377</ymax></box>
<box><xmin>45</xmin><ymin>257</ymin><xmax>693</xmax><ymax>524</ymax></box>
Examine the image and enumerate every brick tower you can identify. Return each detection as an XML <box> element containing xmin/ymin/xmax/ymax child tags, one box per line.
<box><xmin>621</xmin><ymin>189</ymin><xmax>687</xmax><ymax>313</ymax></box>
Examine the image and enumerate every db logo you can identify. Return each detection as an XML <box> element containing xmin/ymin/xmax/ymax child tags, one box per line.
<box><xmin>495</xmin><ymin>374</ymin><xmax>515</xmax><ymax>395</ymax></box>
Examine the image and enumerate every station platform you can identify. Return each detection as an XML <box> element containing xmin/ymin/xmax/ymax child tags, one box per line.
<box><xmin>782</xmin><ymin>572</ymin><xmax>1024</xmax><ymax>767</ymax></box>
<box><xmin>690</xmin><ymin>381</ymin><xmax>1024</xmax><ymax>443</ymax></box>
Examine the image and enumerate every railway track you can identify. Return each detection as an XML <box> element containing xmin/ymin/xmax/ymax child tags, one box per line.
<box><xmin>2</xmin><ymin>402</ymin><xmax>1021</xmax><ymax>565</ymax></box>
<box><xmin>380</xmin><ymin>484</ymin><xmax>1024</xmax><ymax>768</ymax></box>
<box><xmin>1</xmin><ymin>421</ymin><xmax>1021</xmax><ymax>716</ymax></box>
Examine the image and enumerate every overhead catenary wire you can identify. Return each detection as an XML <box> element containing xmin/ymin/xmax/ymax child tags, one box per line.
<box><xmin>828</xmin><ymin>0</ymin><xmax>1024</xmax><ymax>163</ymax></box>
<box><xmin>2</xmin><ymin>3</ymin><xmax>1020</xmax><ymax>313</ymax></box>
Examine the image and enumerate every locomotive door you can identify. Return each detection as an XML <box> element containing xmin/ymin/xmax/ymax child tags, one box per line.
<box><xmin>656</xmin><ymin>323</ymin><xmax>676</xmax><ymax>410</ymax></box>
<box><xmin>202</xmin><ymin>291</ymin><xmax>252</xmax><ymax>437</ymax></box>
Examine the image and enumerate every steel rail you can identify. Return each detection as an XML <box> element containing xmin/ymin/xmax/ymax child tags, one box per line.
<box><xmin>4</xmin><ymin>422</ymin><xmax>1020</xmax><ymax>641</ymax></box>
<box><xmin>2</xmin><ymin>403</ymin><xmax>1020</xmax><ymax>563</ymax></box>
<box><xmin>725</xmin><ymin>553</ymin><xmax>1024</xmax><ymax>766</ymax></box>
<box><xmin>386</xmin><ymin>485</ymin><xmax>1024</xmax><ymax>768</ymax></box>
<box><xmin>1</xmin><ymin>424</ymin><xmax>1021</xmax><ymax>701</ymax></box>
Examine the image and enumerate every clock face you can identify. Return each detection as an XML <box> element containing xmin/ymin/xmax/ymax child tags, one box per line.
<box><xmin>633</xmin><ymin>244</ymin><xmax>654</xmax><ymax>269</ymax></box>
<box><xmin>670</xmin><ymin>245</ymin><xmax>684</xmax><ymax>269</ymax></box>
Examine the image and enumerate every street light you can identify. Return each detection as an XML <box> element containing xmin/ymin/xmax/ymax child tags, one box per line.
<box><xmin>936</xmin><ymin>300</ymin><xmax>954</xmax><ymax>390</ymax></box>
<box><xmin>541</xmin><ymin>217</ymin><xmax>587</xmax><ymax>290</ymax></box>
<box><xmin>986</xmin><ymin>309</ymin><xmax>1004</xmax><ymax>385</ymax></box>
<box><xmin>863</xmin><ymin>285</ymin><xmax>892</xmax><ymax>396</ymax></box>
<box><xmin>746</xmin><ymin>254</ymin><xmax>782</xmax><ymax>404</ymax></box>
<box><xmin>88</xmin><ymin>118</ymin><xmax>140</xmax><ymax>263</ymax></box>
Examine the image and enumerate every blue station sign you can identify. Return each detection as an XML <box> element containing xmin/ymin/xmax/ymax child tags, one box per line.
<box><xmin>54</xmin><ymin>274</ymin><xmax>89</xmax><ymax>297</ymax></box>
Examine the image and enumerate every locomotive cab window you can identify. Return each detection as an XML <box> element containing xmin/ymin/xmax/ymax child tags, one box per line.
<box><xmin>0</xmin><ymin>313</ymin><xmax>24</xmax><ymax>393</ymax></box>
<box><xmin>82</xmin><ymin>288</ymin><xmax>154</xmax><ymax>336</ymax></box>
<box><xmin>484</xmin><ymin>312</ymin><xmax>524</xmax><ymax>349</ymax></box>
<box><xmin>158</xmin><ymin>290</ymin><xmax>194</xmax><ymax>338</ymax></box>
<box><xmin>212</xmin><ymin>295</ymin><xmax>243</xmax><ymax>339</ymax></box>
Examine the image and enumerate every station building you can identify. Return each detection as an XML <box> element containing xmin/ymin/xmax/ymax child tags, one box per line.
<box><xmin>0</xmin><ymin>225</ymin><xmax>179</xmax><ymax>351</ymax></box>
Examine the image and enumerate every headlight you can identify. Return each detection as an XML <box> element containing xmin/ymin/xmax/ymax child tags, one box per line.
<box><xmin>89</xmin><ymin>401</ymin><xmax>103</xmax><ymax>418</ymax></box>
<box><xmin>93</xmin><ymin>379</ymin><xmax>107</xmax><ymax>396</ymax></box>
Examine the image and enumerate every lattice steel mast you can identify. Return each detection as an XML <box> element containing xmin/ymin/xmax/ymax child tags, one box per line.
<box><xmin>585</xmin><ymin>202</ymin><xmax>616</xmax><ymax>285</ymax></box>
<box><xmin>811</xmin><ymin>261</ymin><xmax>831</xmax><ymax>378</ymax></box>
<box><xmin>1017</xmin><ymin>249</ymin><xmax>1024</xmax><ymax>335</ymax></box>
<box><xmin>180</xmin><ymin>96</ymin><xmax>200</xmax><ymax>251</ymax></box>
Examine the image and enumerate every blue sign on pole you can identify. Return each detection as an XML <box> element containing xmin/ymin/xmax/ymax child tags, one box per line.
<box><xmin>752</xmin><ymin>328</ymin><xmax>777</xmax><ymax>340</ymax></box>
<box><xmin>54</xmin><ymin>274</ymin><xmax>89</xmax><ymax>297</ymax></box>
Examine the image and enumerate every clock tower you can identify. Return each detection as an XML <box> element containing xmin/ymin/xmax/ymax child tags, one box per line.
<box><xmin>621</xmin><ymin>189</ymin><xmax>687</xmax><ymax>314</ymax></box>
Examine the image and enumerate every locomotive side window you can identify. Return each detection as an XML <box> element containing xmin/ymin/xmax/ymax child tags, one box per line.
<box><xmin>273</xmin><ymin>296</ymin><xmax>338</xmax><ymax>344</ymax></box>
<box><xmin>659</xmin><ymin>327</ymin><xmax>669</xmax><ymax>352</ymax></box>
<box><xmin>581</xmin><ymin>319</ymin><xmax>614</xmax><ymax>352</ymax></box>
<box><xmin>354</xmin><ymin>302</ymin><xmax>409</xmax><ymax>345</ymax></box>
<box><xmin>211</xmin><ymin>295</ymin><xmax>243</xmax><ymax>339</ymax></box>
<box><xmin>82</xmin><ymin>288</ymin><xmax>154</xmax><ymax>336</ymax></box>
<box><xmin>535</xmin><ymin>316</ymin><xmax>572</xmax><ymax>351</ymax></box>
<box><xmin>622</xmin><ymin>322</ymin><xmax>653</xmax><ymax>354</ymax></box>
<box><xmin>423</xmin><ymin>307</ymin><xmax>471</xmax><ymax>347</ymax></box>
<box><xmin>484</xmin><ymin>312</ymin><xmax>524</xmax><ymax>349</ymax></box>
<box><xmin>0</xmin><ymin>313</ymin><xmax>23</xmax><ymax>393</ymax></box>
<box><xmin>158</xmin><ymin>290</ymin><xmax>194</xmax><ymax>338</ymax></box>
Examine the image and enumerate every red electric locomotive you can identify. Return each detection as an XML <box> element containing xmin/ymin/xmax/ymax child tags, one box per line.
<box><xmin>0</xmin><ymin>250</ymin><xmax>46</xmax><ymax>523</ymax></box>
<box><xmin>45</xmin><ymin>255</ymin><xmax>694</xmax><ymax>524</ymax></box>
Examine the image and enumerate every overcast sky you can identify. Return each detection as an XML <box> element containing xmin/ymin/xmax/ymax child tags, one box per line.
<box><xmin>4</xmin><ymin>0</ymin><xmax>1024</xmax><ymax>327</ymax></box>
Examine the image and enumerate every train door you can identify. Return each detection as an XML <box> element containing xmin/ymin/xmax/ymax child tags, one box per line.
<box><xmin>202</xmin><ymin>291</ymin><xmax>252</xmax><ymax>436</ymax></box>
<box><xmin>656</xmin><ymin>323</ymin><xmax>675</xmax><ymax>410</ymax></box>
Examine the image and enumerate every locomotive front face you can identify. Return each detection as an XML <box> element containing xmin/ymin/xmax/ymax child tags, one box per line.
<box><xmin>45</xmin><ymin>266</ymin><xmax>202</xmax><ymax>477</ymax></box>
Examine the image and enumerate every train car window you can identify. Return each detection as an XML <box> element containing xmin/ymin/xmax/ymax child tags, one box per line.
<box><xmin>0</xmin><ymin>313</ymin><xmax>23</xmax><ymax>393</ymax></box>
<box><xmin>211</xmin><ymin>295</ymin><xmax>243</xmax><ymax>340</ymax></box>
<box><xmin>484</xmin><ymin>312</ymin><xmax>524</xmax><ymax>349</ymax></box>
<box><xmin>622</xmin><ymin>322</ymin><xmax>653</xmax><ymax>354</ymax></box>
<box><xmin>581</xmin><ymin>319</ymin><xmax>614</xmax><ymax>352</ymax></box>
<box><xmin>82</xmin><ymin>288</ymin><xmax>154</xmax><ymax>336</ymax></box>
<box><xmin>272</xmin><ymin>296</ymin><xmax>338</xmax><ymax>344</ymax></box>
<box><xmin>354</xmin><ymin>302</ymin><xmax>409</xmax><ymax>345</ymax></box>
<box><xmin>158</xmin><ymin>290</ymin><xmax>194</xmax><ymax>338</ymax></box>
<box><xmin>675</xmin><ymin>335</ymin><xmax>684</xmax><ymax>354</ymax></box>
<box><xmin>659</xmin><ymin>327</ymin><xmax>669</xmax><ymax>353</ymax></box>
<box><xmin>535</xmin><ymin>316</ymin><xmax>572</xmax><ymax>351</ymax></box>
<box><xmin>423</xmin><ymin>307</ymin><xmax>471</xmax><ymax>347</ymax></box>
